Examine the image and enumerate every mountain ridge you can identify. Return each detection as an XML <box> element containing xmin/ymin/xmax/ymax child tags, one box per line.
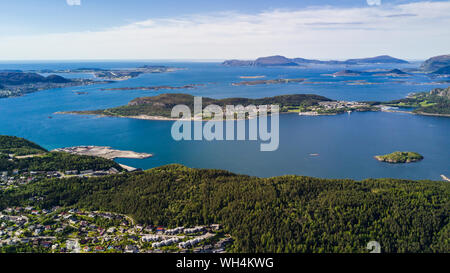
<box><xmin>223</xmin><ymin>55</ymin><xmax>409</xmax><ymax>66</ymax></box>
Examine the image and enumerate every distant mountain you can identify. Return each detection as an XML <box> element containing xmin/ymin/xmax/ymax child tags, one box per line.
<box><xmin>253</xmin><ymin>55</ymin><xmax>299</xmax><ymax>66</ymax></box>
<box><xmin>431</xmin><ymin>65</ymin><xmax>450</xmax><ymax>75</ymax></box>
<box><xmin>222</xmin><ymin>55</ymin><xmax>299</xmax><ymax>66</ymax></box>
<box><xmin>223</xmin><ymin>55</ymin><xmax>409</xmax><ymax>66</ymax></box>
<box><xmin>421</xmin><ymin>54</ymin><xmax>450</xmax><ymax>72</ymax></box>
<box><xmin>345</xmin><ymin>55</ymin><xmax>408</xmax><ymax>64</ymax></box>
<box><xmin>331</xmin><ymin>68</ymin><xmax>408</xmax><ymax>77</ymax></box>
<box><xmin>0</xmin><ymin>72</ymin><xmax>71</xmax><ymax>85</ymax></box>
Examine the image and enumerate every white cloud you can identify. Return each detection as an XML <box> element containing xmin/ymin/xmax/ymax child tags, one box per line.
<box><xmin>1</xmin><ymin>1</ymin><xmax>449</xmax><ymax>60</ymax></box>
<box><xmin>367</xmin><ymin>0</ymin><xmax>382</xmax><ymax>6</ymax></box>
<box><xmin>66</xmin><ymin>0</ymin><xmax>81</xmax><ymax>6</ymax></box>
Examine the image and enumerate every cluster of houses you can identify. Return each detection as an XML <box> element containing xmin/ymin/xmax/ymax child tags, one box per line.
<box><xmin>0</xmin><ymin>206</ymin><xmax>232</xmax><ymax>253</ymax></box>
<box><xmin>0</xmin><ymin>167</ymin><xmax>122</xmax><ymax>189</ymax></box>
<box><xmin>151</xmin><ymin>237</ymin><xmax>180</xmax><ymax>248</ymax></box>
<box><xmin>318</xmin><ymin>101</ymin><xmax>370</xmax><ymax>110</ymax></box>
<box><xmin>0</xmin><ymin>171</ymin><xmax>36</xmax><ymax>189</ymax></box>
<box><xmin>298</xmin><ymin>100</ymin><xmax>373</xmax><ymax>116</ymax></box>
<box><xmin>179</xmin><ymin>236</ymin><xmax>206</xmax><ymax>249</ymax></box>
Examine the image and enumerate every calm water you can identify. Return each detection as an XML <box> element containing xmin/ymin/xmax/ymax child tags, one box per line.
<box><xmin>0</xmin><ymin>61</ymin><xmax>448</xmax><ymax>180</ymax></box>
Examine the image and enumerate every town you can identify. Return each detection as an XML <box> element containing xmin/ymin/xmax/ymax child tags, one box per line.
<box><xmin>0</xmin><ymin>206</ymin><xmax>232</xmax><ymax>253</ymax></box>
<box><xmin>297</xmin><ymin>100</ymin><xmax>377</xmax><ymax>115</ymax></box>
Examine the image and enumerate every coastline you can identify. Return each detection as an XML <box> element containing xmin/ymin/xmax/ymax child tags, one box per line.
<box><xmin>56</xmin><ymin>108</ymin><xmax>450</xmax><ymax>120</ymax></box>
<box><xmin>52</xmin><ymin>146</ymin><xmax>153</xmax><ymax>160</ymax></box>
<box><xmin>54</xmin><ymin>111</ymin><xmax>283</xmax><ymax>121</ymax></box>
<box><xmin>381</xmin><ymin>109</ymin><xmax>450</xmax><ymax>117</ymax></box>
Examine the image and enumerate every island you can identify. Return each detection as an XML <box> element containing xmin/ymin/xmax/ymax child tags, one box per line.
<box><xmin>56</xmin><ymin>85</ymin><xmax>449</xmax><ymax>119</ymax></box>
<box><xmin>231</xmin><ymin>78</ymin><xmax>305</xmax><ymax>86</ymax></box>
<box><xmin>0</xmin><ymin>65</ymin><xmax>181</xmax><ymax>98</ymax></box>
<box><xmin>330</xmin><ymin>68</ymin><xmax>409</xmax><ymax>77</ymax></box>
<box><xmin>222</xmin><ymin>55</ymin><xmax>408</xmax><ymax>67</ymax></box>
<box><xmin>0</xmin><ymin>72</ymin><xmax>108</xmax><ymax>98</ymax></box>
<box><xmin>56</xmin><ymin>93</ymin><xmax>333</xmax><ymax>120</ymax></box>
<box><xmin>374</xmin><ymin>151</ymin><xmax>424</xmax><ymax>163</ymax></box>
<box><xmin>100</xmin><ymin>84</ymin><xmax>202</xmax><ymax>91</ymax></box>
<box><xmin>31</xmin><ymin>65</ymin><xmax>179</xmax><ymax>81</ymax></box>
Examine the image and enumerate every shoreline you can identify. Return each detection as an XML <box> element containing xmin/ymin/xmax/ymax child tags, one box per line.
<box><xmin>54</xmin><ymin>111</ymin><xmax>284</xmax><ymax>121</ymax></box>
<box><xmin>52</xmin><ymin>146</ymin><xmax>153</xmax><ymax>160</ymax></box>
<box><xmin>381</xmin><ymin>109</ymin><xmax>450</xmax><ymax>117</ymax></box>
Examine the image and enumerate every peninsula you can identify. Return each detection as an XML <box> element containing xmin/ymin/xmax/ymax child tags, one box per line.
<box><xmin>374</xmin><ymin>87</ymin><xmax>450</xmax><ymax>116</ymax></box>
<box><xmin>52</xmin><ymin>146</ymin><xmax>153</xmax><ymax>160</ymax></box>
<box><xmin>374</xmin><ymin>151</ymin><xmax>424</xmax><ymax>163</ymax></box>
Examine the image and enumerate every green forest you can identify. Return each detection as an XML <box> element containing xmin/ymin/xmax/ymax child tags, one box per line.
<box><xmin>0</xmin><ymin>135</ymin><xmax>122</xmax><ymax>172</ymax></box>
<box><xmin>0</xmin><ymin>135</ymin><xmax>47</xmax><ymax>156</ymax></box>
<box><xmin>375</xmin><ymin>151</ymin><xmax>424</xmax><ymax>163</ymax></box>
<box><xmin>1</xmin><ymin>164</ymin><xmax>448</xmax><ymax>253</ymax></box>
<box><xmin>379</xmin><ymin>87</ymin><xmax>450</xmax><ymax>115</ymax></box>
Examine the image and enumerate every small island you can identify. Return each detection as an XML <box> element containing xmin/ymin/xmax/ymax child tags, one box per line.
<box><xmin>374</xmin><ymin>151</ymin><xmax>424</xmax><ymax>163</ymax></box>
<box><xmin>100</xmin><ymin>84</ymin><xmax>202</xmax><ymax>91</ymax></box>
<box><xmin>231</xmin><ymin>78</ymin><xmax>305</xmax><ymax>86</ymax></box>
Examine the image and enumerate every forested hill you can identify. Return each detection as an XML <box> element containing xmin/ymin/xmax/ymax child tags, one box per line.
<box><xmin>62</xmin><ymin>93</ymin><xmax>331</xmax><ymax>118</ymax></box>
<box><xmin>2</xmin><ymin>164</ymin><xmax>448</xmax><ymax>253</ymax></box>
<box><xmin>0</xmin><ymin>72</ymin><xmax>71</xmax><ymax>85</ymax></box>
<box><xmin>0</xmin><ymin>135</ymin><xmax>123</xmax><ymax>172</ymax></box>
<box><xmin>0</xmin><ymin>135</ymin><xmax>48</xmax><ymax>155</ymax></box>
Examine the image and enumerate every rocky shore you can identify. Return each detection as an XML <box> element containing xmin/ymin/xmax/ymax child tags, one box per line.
<box><xmin>52</xmin><ymin>146</ymin><xmax>152</xmax><ymax>160</ymax></box>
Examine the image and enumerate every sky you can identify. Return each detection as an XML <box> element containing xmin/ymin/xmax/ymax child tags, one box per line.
<box><xmin>0</xmin><ymin>0</ymin><xmax>449</xmax><ymax>60</ymax></box>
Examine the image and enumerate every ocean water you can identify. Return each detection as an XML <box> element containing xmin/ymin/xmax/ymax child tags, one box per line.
<box><xmin>0</xmin><ymin>61</ymin><xmax>448</xmax><ymax>180</ymax></box>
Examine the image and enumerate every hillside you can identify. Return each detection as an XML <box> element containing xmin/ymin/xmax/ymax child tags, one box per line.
<box><xmin>378</xmin><ymin>87</ymin><xmax>450</xmax><ymax>116</ymax></box>
<box><xmin>1</xmin><ymin>163</ymin><xmax>448</xmax><ymax>253</ymax></box>
<box><xmin>0</xmin><ymin>135</ymin><xmax>48</xmax><ymax>156</ymax></box>
<box><xmin>0</xmin><ymin>72</ymin><xmax>71</xmax><ymax>85</ymax></box>
<box><xmin>344</xmin><ymin>55</ymin><xmax>408</xmax><ymax>64</ymax></box>
<box><xmin>421</xmin><ymin>54</ymin><xmax>450</xmax><ymax>72</ymax></box>
<box><xmin>432</xmin><ymin>65</ymin><xmax>450</xmax><ymax>75</ymax></box>
<box><xmin>0</xmin><ymin>135</ymin><xmax>123</xmax><ymax>173</ymax></box>
<box><xmin>62</xmin><ymin>93</ymin><xmax>332</xmax><ymax>119</ymax></box>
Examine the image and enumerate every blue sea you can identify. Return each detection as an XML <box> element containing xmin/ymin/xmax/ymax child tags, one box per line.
<box><xmin>0</xmin><ymin>61</ymin><xmax>449</xmax><ymax>180</ymax></box>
